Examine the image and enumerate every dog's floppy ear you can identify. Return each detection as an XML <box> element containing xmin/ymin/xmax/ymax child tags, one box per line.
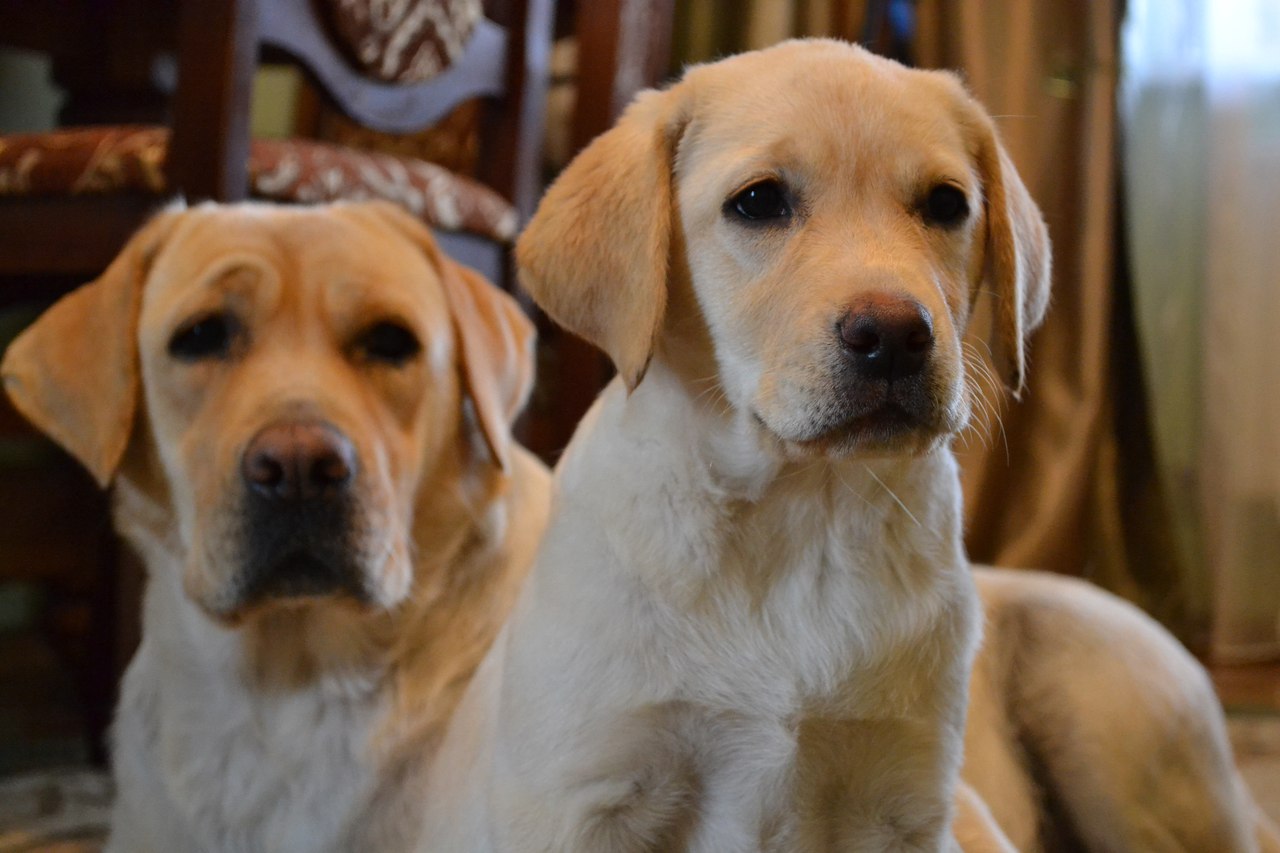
<box><xmin>516</xmin><ymin>87</ymin><xmax>687</xmax><ymax>391</ymax></box>
<box><xmin>1</xmin><ymin>210</ymin><xmax>179</xmax><ymax>487</ymax></box>
<box><xmin>973</xmin><ymin>112</ymin><xmax>1052</xmax><ymax>396</ymax></box>
<box><xmin>357</xmin><ymin>201</ymin><xmax>535</xmax><ymax>470</ymax></box>
<box><xmin>438</xmin><ymin>259</ymin><xmax>536</xmax><ymax>471</ymax></box>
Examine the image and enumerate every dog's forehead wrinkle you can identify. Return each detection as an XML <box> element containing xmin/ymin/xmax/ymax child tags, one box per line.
<box><xmin>147</xmin><ymin>216</ymin><xmax>447</xmax><ymax>372</ymax></box>
<box><xmin>145</xmin><ymin>260</ymin><xmax>304</xmax><ymax>362</ymax></box>
<box><xmin>318</xmin><ymin>274</ymin><xmax>445</xmax><ymax>343</ymax></box>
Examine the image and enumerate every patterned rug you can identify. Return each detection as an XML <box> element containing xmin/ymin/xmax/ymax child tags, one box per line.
<box><xmin>1232</xmin><ymin>713</ymin><xmax>1280</xmax><ymax>825</ymax></box>
<box><xmin>3</xmin><ymin>716</ymin><xmax>1279</xmax><ymax>851</ymax></box>
<box><xmin>0</xmin><ymin>769</ymin><xmax>109</xmax><ymax>853</ymax></box>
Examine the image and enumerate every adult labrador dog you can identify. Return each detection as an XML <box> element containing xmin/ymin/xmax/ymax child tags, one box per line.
<box><xmin>1</xmin><ymin>201</ymin><xmax>550</xmax><ymax>852</ymax></box>
<box><xmin>966</xmin><ymin>568</ymin><xmax>1280</xmax><ymax>852</ymax></box>
<box><xmin>423</xmin><ymin>39</ymin><xmax>1279</xmax><ymax>852</ymax></box>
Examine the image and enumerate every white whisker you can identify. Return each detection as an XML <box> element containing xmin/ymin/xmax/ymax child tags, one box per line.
<box><xmin>863</xmin><ymin>466</ymin><xmax>921</xmax><ymax>529</ymax></box>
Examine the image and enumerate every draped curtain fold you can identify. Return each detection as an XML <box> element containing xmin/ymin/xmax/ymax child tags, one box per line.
<box><xmin>1123</xmin><ymin>0</ymin><xmax>1280</xmax><ymax>661</ymax></box>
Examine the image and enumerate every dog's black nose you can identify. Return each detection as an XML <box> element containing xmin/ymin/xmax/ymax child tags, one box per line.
<box><xmin>837</xmin><ymin>295</ymin><xmax>934</xmax><ymax>381</ymax></box>
<box><xmin>241</xmin><ymin>421</ymin><xmax>356</xmax><ymax>501</ymax></box>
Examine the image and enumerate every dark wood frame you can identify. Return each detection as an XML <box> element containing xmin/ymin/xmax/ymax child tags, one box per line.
<box><xmin>522</xmin><ymin>0</ymin><xmax>677</xmax><ymax>458</ymax></box>
<box><xmin>0</xmin><ymin>0</ymin><xmax>556</xmax><ymax>286</ymax></box>
<box><xmin>166</xmin><ymin>0</ymin><xmax>555</xmax><ymax>283</ymax></box>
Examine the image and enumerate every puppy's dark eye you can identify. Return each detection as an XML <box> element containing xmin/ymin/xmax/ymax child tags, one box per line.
<box><xmin>923</xmin><ymin>184</ymin><xmax>970</xmax><ymax>226</ymax></box>
<box><xmin>168</xmin><ymin>314</ymin><xmax>234</xmax><ymax>361</ymax></box>
<box><xmin>357</xmin><ymin>321</ymin><xmax>421</xmax><ymax>365</ymax></box>
<box><xmin>727</xmin><ymin>179</ymin><xmax>791</xmax><ymax>222</ymax></box>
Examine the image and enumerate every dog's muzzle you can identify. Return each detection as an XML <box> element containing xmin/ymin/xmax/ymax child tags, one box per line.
<box><xmin>233</xmin><ymin>420</ymin><xmax>370</xmax><ymax>607</ymax></box>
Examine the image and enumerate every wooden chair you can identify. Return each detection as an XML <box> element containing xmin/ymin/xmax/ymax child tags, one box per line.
<box><xmin>0</xmin><ymin>0</ymin><xmax>682</xmax><ymax>450</ymax></box>
<box><xmin>519</xmin><ymin>0</ymin><xmax>677</xmax><ymax>456</ymax></box>
<box><xmin>0</xmin><ymin>0</ymin><xmax>553</xmax><ymax>287</ymax></box>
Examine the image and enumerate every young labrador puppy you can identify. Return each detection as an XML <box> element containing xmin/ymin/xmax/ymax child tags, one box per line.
<box><xmin>423</xmin><ymin>39</ymin><xmax>1049</xmax><ymax>852</ymax></box>
<box><xmin>460</xmin><ymin>38</ymin><xmax>1276</xmax><ymax>853</ymax></box>
<box><xmin>2</xmin><ymin>201</ymin><xmax>551</xmax><ymax>852</ymax></box>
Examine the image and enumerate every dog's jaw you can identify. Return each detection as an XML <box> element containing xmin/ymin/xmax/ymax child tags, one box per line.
<box><xmin>749</xmin><ymin>393</ymin><xmax>959</xmax><ymax>461</ymax></box>
<box><xmin>603</xmin><ymin>356</ymin><xmax>965</xmax><ymax>514</ymax></box>
<box><xmin>650</xmin><ymin>351</ymin><xmax>965</xmax><ymax>475</ymax></box>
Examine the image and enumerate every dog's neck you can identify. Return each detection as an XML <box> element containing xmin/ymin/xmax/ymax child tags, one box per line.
<box><xmin>574</xmin><ymin>357</ymin><xmax>960</xmax><ymax>498</ymax></box>
<box><xmin>556</xmin><ymin>359</ymin><xmax>967</xmax><ymax>606</ymax></box>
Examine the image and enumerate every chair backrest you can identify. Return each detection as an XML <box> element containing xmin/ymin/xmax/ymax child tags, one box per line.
<box><xmin>165</xmin><ymin>0</ymin><xmax>552</xmax><ymax>221</ymax></box>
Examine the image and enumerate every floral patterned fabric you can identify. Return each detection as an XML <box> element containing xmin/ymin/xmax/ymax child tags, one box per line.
<box><xmin>312</xmin><ymin>98</ymin><xmax>481</xmax><ymax>177</ymax></box>
<box><xmin>252</xmin><ymin>136</ymin><xmax>515</xmax><ymax>239</ymax></box>
<box><xmin>0</xmin><ymin>128</ymin><xmax>167</xmax><ymax>197</ymax></box>
<box><xmin>0</xmin><ymin>126</ymin><xmax>516</xmax><ymax>242</ymax></box>
<box><xmin>321</xmin><ymin>0</ymin><xmax>483</xmax><ymax>83</ymax></box>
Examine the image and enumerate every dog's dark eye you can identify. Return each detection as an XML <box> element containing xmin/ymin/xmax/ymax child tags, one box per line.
<box><xmin>357</xmin><ymin>321</ymin><xmax>421</xmax><ymax>365</ymax></box>
<box><xmin>727</xmin><ymin>179</ymin><xmax>791</xmax><ymax>222</ymax></box>
<box><xmin>923</xmin><ymin>184</ymin><xmax>970</xmax><ymax>226</ymax></box>
<box><xmin>168</xmin><ymin>314</ymin><xmax>234</xmax><ymax>361</ymax></box>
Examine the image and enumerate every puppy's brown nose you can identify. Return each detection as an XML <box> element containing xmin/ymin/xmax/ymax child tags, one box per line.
<box><xmin>837</xmin><ymin>295</ymin><xmax>934</xmax><ymax>381</ymax></box>
<box><xmin>241</xmin><ymin>421</ymin><xmax>356</xmax><ymax>501</ymax></box>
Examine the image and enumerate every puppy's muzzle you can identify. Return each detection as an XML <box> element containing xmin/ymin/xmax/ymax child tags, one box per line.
<box><xmin>235</xmin><ymin>420</ymin><xmax>369</xmax><ymax>607</ymax></box>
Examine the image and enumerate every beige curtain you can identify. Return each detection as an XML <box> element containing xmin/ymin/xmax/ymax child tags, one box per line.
<box><xmin>673</xmin><ymin>0</ymin><xmax>1200</xmax><ymax>644</ymax></box>
<box><xmin>914</xmin><ymin>2</ymin><xmax>1197</xmax><ymax>644</ymax></box>
<box><xmin>1123</xmin><ymin>0</ymin><xmax>1280</xmax><ymax>662</ymax></box>
<box><xmin>674</xmin><ymin>1</ymin><xmax>867</xmax><ymax>63</ymax></box>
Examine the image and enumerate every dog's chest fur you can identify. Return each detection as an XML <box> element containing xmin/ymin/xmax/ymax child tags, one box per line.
<box><xmin>495</xmin><ymin>377</ymin><xmax>979</xmax><ymax>850</ymax></box>
<box><xmin>550</xmin><ymin>378</ymin><xmax>971</xmax><ymax>706</ymax></box>
<box><xmin>668</xmin><ymin>465</ymin><xmax>965</xmax><ymax>712</ymax></box>
<box><xmin>636</xmin><ymin>476</ymin><xmax>974</xmax><ymax>851</ymax></box>
<box><xmin>110</xmin><ymin>566</ymin><xmax>412</xmax><ymax>853</ymax></box>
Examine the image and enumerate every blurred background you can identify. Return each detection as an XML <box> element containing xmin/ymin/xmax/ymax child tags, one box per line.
<box><xmin>0</xmin><ymin>0</ymin><xmax>1277</xmax><ymax>845</ymax></box>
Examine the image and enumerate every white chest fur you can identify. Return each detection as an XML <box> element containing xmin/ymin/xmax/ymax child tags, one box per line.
<box><xmin>486</xmin><ymin>373</ymin><xmax>980</xmax><ymax>852</ymax></box>
<box><xmin>108</xmin><ymin>573</ymin><xmax>397</xmax><ymax>853</ymax></box>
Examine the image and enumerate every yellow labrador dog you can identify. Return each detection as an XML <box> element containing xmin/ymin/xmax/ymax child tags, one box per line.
<box><xmin>422</xmin><ymin>39</ymin><xmax>1277</xmax><ymax>852</ymax></box>
<box><xmin>1</xmin><ymin>201</ymin><xmax>550</xmax><ymax>852</ymax></box>
<box><xmin>425</xmin><ymin>38</ymin><xmax>1038</xmax><ymax>852</ymax></box>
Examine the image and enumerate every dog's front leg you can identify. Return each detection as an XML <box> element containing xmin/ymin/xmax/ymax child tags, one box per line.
<box><xmin>566</xmin><ymin>759</ymin><xmax>699</xmax><ymax>852</ymax></box>
<box><xmin>493</xmin><ymin>712</ymin><xmax>700</xmax><ymax>853</ymax></box>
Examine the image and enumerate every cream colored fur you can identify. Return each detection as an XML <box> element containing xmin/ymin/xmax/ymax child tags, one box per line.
<box><xmin>3</xmin><ymin>42</ymin><xmax>1274</xmax><ymax>853</ymax></box>
<box><xmin>965</xmin><ymin>568</ymin><xmax>1280</xmax><ymax>852</ymax></box>
<box><xmin>1</xmin><ymin>201</ymin><xmax>551</xmax><ymax>852</ymax></box>
<box><xmin>421</xmin><ymin>39</ymin><xmax>1045</xmax><ymax>852</ymax></box>
<box><xmin>421</xmin><ymin>39</ymin><xmax>1279</xmax><ymax>853</ymax></box>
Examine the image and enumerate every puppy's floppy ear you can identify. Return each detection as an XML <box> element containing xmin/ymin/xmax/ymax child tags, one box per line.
<box><xmin>516</xmin><ymin>86</ymin><xmax>687</xmax><ymax>391</ymax></box>
<box><xmin>1</xmin><ymin>210</ymin><xmax>179</xmax><ymax>487</ymax></box>
<box><xmin>357</xmin><ymin>201</ymin><xmax>535</xmax><ymax>471</ymax></box>
<box><xmin>972</xmin><ymin>111</ymin><xmax>1052</xmax><ymax>396</ymax></box>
